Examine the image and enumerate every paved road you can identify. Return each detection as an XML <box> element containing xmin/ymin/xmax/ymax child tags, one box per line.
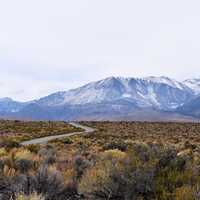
<box><xmin>21</xmin><ymin>122</ymin><xmax>95</xmax><ymax>145</ymax></box>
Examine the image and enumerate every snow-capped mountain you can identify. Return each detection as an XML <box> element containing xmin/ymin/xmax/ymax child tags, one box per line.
<box><xmin>1</xmin><ymin>76</ymin><xmax>200</xmax><ymax>121</ymax></box>
<box><xmin>0</xmin><ymin>98</ymin><xmax>26</xmax><ymax>113</ymax></box>
<box><xmin>36</xmin><ymin>76</ymin><xmax>194</xmax><ymax>110</ymax></box>
<box><xmin>184</xmin><ymin>78</ymin><xmax>200</xmax><ymax>94</ymax></box>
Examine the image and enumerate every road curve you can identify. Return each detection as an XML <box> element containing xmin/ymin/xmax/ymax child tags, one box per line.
<box><xmin>21</xmin><ymin>122</ymin><xmax>95</xmax><ymax>146</ymax></box>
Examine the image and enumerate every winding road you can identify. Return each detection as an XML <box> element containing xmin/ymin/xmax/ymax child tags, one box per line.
<box><xmin>20</xmin><ymin>122</ymin><xmax>95</xmax><ymax>146</ymax></box>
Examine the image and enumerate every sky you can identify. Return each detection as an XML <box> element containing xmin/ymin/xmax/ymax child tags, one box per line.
<box><xmin>0</xmin><ymin>0</ymin><xmax>200</xmax><ymax>101</ymax></box>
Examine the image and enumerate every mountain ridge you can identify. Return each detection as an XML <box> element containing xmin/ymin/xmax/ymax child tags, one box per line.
<box><xmin>1</xmin><ymin>76</ymin><xmax>200</xmax><ymax>121</ymax></box>
<box><xmin>34</xmin><ymin>76</ymin><xmax>194</xmax><ymax>110</ymax></box>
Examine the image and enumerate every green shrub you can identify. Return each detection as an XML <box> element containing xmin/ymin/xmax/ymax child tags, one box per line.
<box><xmin>62</xmin><ymin>137</ymin><xmax>73</xmax><ymax>145</ymax></box>
<box><xmin>103</xmin><ymin>140</ymin><xmax>127</xmax><ymax>151</ymax></box>
<box><xmin>0</xmin><ymin>139</ymin><xmax>20</xmax><ymax>150</ymax></box>
<box><xmin>26</xmin><ymin>145</ymin><xmax>40</xmax><ymax>154</ymax></box>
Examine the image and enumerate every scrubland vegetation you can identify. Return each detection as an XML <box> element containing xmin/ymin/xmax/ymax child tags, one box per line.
<box><xmin>0</xmin><ymin>120</ymin><xmax>82</xmax><ymax>143</ymax></box>
<box><xmin>1</xmin><ymin>121</ymin><xmax>200</xmax><ymax>199</ymax></box>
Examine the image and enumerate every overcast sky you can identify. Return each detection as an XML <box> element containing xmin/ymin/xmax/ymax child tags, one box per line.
<box><xmin>0</xmin><ymin>0</ymin><xmax>200</xmax><ymax>101</ymax></box>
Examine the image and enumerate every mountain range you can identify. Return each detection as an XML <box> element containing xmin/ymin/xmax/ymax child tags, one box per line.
<box><xmin>1</xmin><ymin>76</ymin><xmax>200</xmax><ymax>121</ymax></box>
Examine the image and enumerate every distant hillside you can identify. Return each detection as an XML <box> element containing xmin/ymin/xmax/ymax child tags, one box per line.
<box><xmin>1</xmin><ymin>76</ymin><xmax>200</xmax><ymax>121</ymax></box>
<box><xmin>177</xmin><ymin>96</ymin><xmax>200</xmax><ymax>118</ymax></box>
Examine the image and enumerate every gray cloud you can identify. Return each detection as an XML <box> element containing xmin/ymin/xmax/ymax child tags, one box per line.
<box><xmin>0</xmin><ymin>0</ymin><xmax>200</xmax><ymax>100</ymax></box>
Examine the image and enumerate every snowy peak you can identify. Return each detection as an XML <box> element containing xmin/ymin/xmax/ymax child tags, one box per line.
<box><xmin>142</xmin><ymin>76</ymin><xmax>189</xmax><ymax>90</ymax></box>
<box><xmin>184</xmin><ymin>78</ymin><xmax>200</xmax><ymax>94</ymax></box>
<box><xmin>35</xmin><ymin>76</ymin><xmax>195</xmax><ymax>110</ymax></box>
<box><xmin>102</xmin><ymin>76</ymin><xmax>188</xmax><ymax>91</ymax></box>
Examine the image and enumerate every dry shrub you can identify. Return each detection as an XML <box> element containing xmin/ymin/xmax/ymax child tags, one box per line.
<box><xmin>38</xmin><ymin>145</ymin><xmax>57</xmax><ymax>165</ymax></box>
<box><xmin>14</xmin><ymin>149</ymin><xmax>33</xmax><ymax>160</ymax></box>
<box><xmin>15</xmin><ymin>159</ymin><xmax>34</xmax><ymax>173</ymax></box>
<box><xmin>0</xmin><ymin>148</ymin><xmax>7</xmax><ymax>157</ymax></box>
<box><xmin>0</xmin><ymin>176</ymin><xmax>14</xmax><ymax>200</ymax></box>
<box><xmin>175</xmin><ymin>186</ymin><xmax>195</xmax><ymax>200</ymax></box>
<box><xmin>79</xmin><ymin>159</ymin><xmax>117</xmax><ymax>199</ymax></box>
<box><xmin>2</xmin><ymin>165</ymin><xmax>16</xmax><ymax>177</ymax></box>
<box><xmin>79</xmin><ymin>150</ymin><xmax>132</xmax><ymax>200</ymax></box>
<box><xmin>79</xmin><ymin>148</ymin><xmax>155</xmax><ymax>200</ymax></box>
<box><xmin>16</xmin><ymin>192</ymin><xmax>44</xmax><ymax>200</ymax></box>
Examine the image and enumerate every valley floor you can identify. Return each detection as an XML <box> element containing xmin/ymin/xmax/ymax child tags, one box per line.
<box><xmin>1</xmin><ymin>121</ymin><xmax>200</xmax><ymax>200</ymax></box>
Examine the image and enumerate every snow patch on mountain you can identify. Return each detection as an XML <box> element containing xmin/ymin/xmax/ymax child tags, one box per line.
<box><xmin>122</xmin><ymin>93</ymin><xmax>132</xmax><ymax>98</ymax></box>
<box><xmin>184</xmin><ymin>79</ymin><xmax>200</xmax><ymax>94</ymax></box>
<box><xmin>143</xmin><ymin>76</ymin><xmax>187</xmax><ymax>90</ymax></box>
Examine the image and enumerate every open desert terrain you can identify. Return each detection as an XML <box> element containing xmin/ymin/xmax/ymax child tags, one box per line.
<box><xmin>1</xmin><ymin>120</ymin><xmax>200</xmax><ymax>200</ymax></box>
